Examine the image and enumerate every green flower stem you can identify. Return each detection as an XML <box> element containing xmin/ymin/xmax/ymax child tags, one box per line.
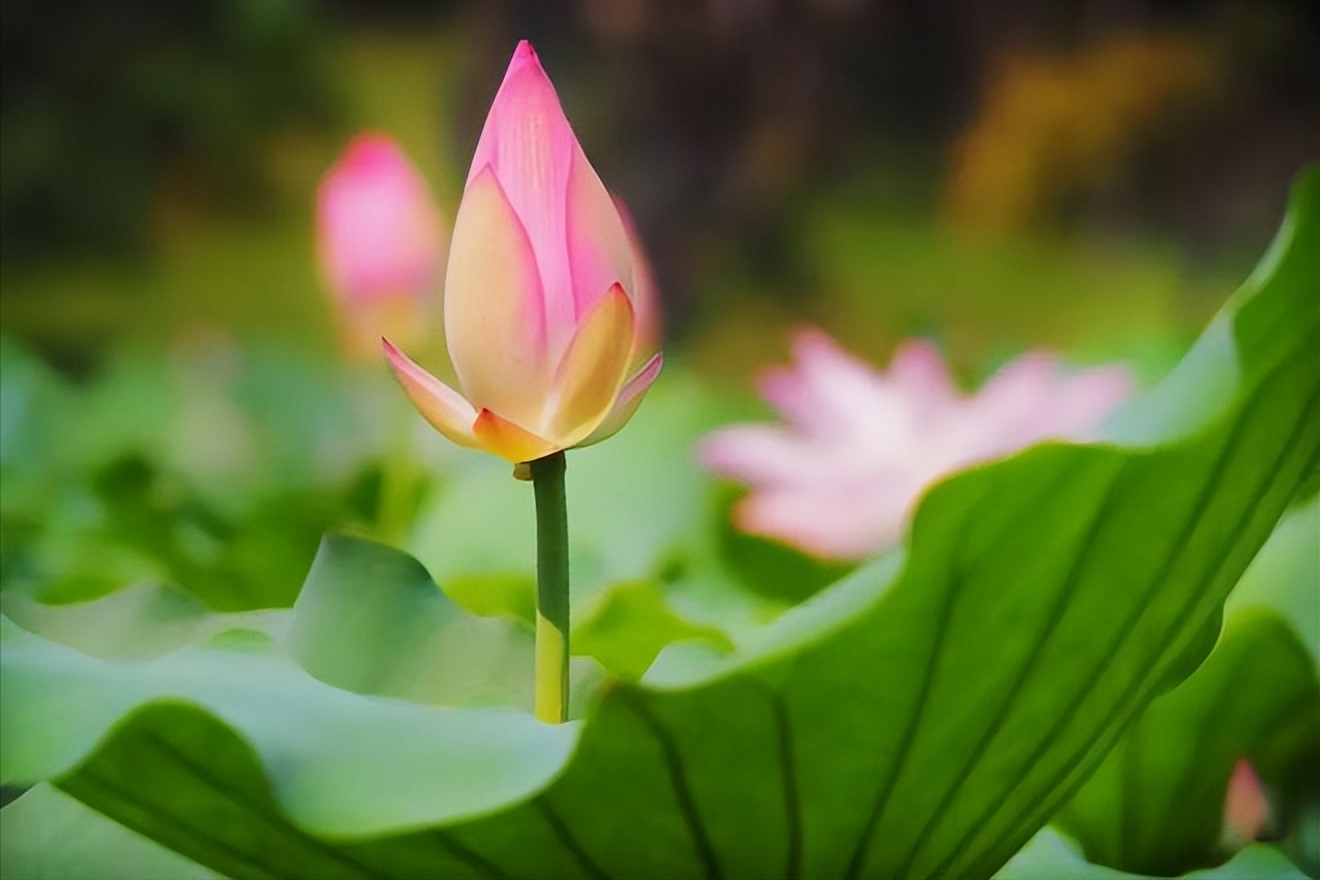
<box><xmin>530</xmin><ymin>451</ymin><xmax>569</xmax><ymax>724</ymax></box>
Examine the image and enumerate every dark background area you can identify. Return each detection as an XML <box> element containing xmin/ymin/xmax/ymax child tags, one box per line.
<box><xmin>2</xmin><ymin>0</ymin><xmax>1316</xmax><ymax>369</ymax></box>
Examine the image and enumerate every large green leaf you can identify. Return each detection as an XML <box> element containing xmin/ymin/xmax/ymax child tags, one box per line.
<box><xmin>1</xmin><ymin>166</ymin><xmax>1317</xmax><ymax>878</ymax></box>
<box><xmin>0</xmin><ymin>614</ymin><xmax>581</xmax><ymax>876</ymax></box>
<box><xmin>1055</xmin><ymin>610</ymin><xmax>1320</xmax><ymax>876</ymax></box>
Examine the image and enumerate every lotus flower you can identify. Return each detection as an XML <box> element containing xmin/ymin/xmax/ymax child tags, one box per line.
<box><xmin>700</xmin><ymin>329</ymin><xmax>1132</xmax><ymax>560</ymax></box>
<box><xmin>385</xmin><ymin>41</ymin><xmax>662</xmax><ymax>464</ymax></box>
<box><xmin>316</xmin><ymin>133</ymin><xmax>448</xmax><ymax>359</ymax></box>
<box><xmin>1222</xmin><ymin>759</ymin><xmax>1271</xmax><ymax>846</ymax></box>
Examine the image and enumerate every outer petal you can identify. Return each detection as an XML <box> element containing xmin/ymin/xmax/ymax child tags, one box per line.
<box><xmin>969</xmin><ymin>352</ymin><xmax>1057</xmax><ymax>446</ymax></box>
<box><xmin>762</xmin><ymin>328</ymin><xmax>886</xmax><ymax>434</ymax></box>
<box><xmin>473</xmin><ymin>408</ymin><xmax>560</xmax><ymax>463</ymax></box>
<box><xmin>382</xmin><ymin>338</ymin><xmax>480</xmax><ymax>450</ymax></box>
<box><xmin>468</xmin><ymin>41</ymin><xmax>578</xmax><ymax>351</ymax></box>
<box><xmin>967</xmin><ymin>356</ymin><xmax>1132</xmax><ymax>456</ymax></box>
<box><xmin>444</xmin><ymin>168</ymin><xmax>549</xmax><ymax>427</ymax></box>
<box><xmin>543</xmin><ymin>284</ymin><xmax>636</xmax><ymax>445</ymax></box>
<box><xmin>888</xmin><ymin>340</ymin><xmax>960</xmax><ymax>425</ymax></box>
<box><xmin>734</xmin><ymin>478</ymin><xmax>911</xmax><ymax>561</ymax></box>
<box><xmin>1049</xmin><ymin>366</ymin><xmax>1134</xmax><ymax>437</ymax></box>
<box><xmin>576</xmin><ymin>351</ymin><xmax>663</xmax><ymax>447</ymax></box>
<box><xmin>612</xmin><ymin>195</ymin><xmax>662</xmax><ymax>359</ymax></box>
<box><xmin>565</xmin><ymin>149</ymin><xmax>635</xmax><ymax>338</ymax></box>
<box><xmin>698</xmin><ymin>424</ymin><xmax>810</xmax><ymax>485</ymax></box>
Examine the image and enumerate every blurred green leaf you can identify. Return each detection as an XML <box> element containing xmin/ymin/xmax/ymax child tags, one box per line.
<box><xmin>995</xmin><ymin>827</ymin><xmax>1141</xmax><ymax>880</ymax></box>
<box><xmin>0</xmin><ymin>339</ymin><xmax>71</xmax><ymax>480</ymax></box>
<box><xmin>0</xmin><ymin>340</ymin><xmax>390</xmax><ymax>610</ymax></box>
<box><xmin>572</xmin><ymin>580</ymin><xmax>733</xmax><ymax>680</ymax></box>
<box><xmin>0</xmin><ymin>784</ymin><xmax>217</xmax><ymax>880</ymax></box>
<box><xmin>0</xmin><ymin>167</ymin><xmax>1316</xmax><ymax>878</ymax></box>
<box><xmin>996</xmin><ymin>827</ymin><xmax>1307</xmax><ymax>880</ymax></box>
<box><xmin>1227</xmin><ymin>499</ymin><xmax>1319</xmax><ymax>664</ymax></box>
<box><xmin>441</xmin><ymin>572</ymin><xmax>536</xmax><ymax>626</ymax></box>
<box><xmin>288</xmin><ymin>534</ymin><xmax>535</xmax><ymax>709</ymax></box>
<box><xmin>2</xmin><ymin>582</ymin><xmax>217</xmax><ymax>660</ymax></box>
<box><xmin>1056</xmin><ymin>611</ymin><xmax>1320</xmax><ymax>876</ymax></box>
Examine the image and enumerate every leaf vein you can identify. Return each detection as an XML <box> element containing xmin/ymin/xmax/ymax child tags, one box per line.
<box><xmin>620</xmin><ymin>690</ymin><xmax>724</xmax><ymax>880</ymax></box>
<box><xmin>895</xmin><ymin>469</ymin><xmax>1125</xmax><ymax>877</ymax></box>
<box><xmin>61</xmin><ymin>770</ymin><xmax>282</xmax><ymax>880</ymax></box>
<box><xmin>773</xmin><ymin>693</ymin><xmax>802</xmax><ymax>880</ymax></box>
<box><xmin>142</xmin><ymin>730</ymin><xmax>385</xmax><ymax>878</ymax></box>
<box><xmin>843</xmin><ymin>554</ymin><xmax>965</xmax><ymax>879</ymax></box>
<box><xmin>424</xmin><ymin>829</ymin><xmax>512</xmax><ymax>880</ymax></box>
<box><xmin>534</xmin><ymin>795</ymin><xmax>612</xmax><ymax>880</ymax></box>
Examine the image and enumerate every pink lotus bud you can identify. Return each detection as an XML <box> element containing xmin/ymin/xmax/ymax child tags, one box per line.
<box><xmin>384</xmin><ymin>41</ymin><xmax>662</xmax><ymax>463</ymax></box>
<box><xmin>1223</xmin><ymin>759</ymin><xmax>1272</xmax><ymax>846</ymax></box>
<box><xmin>700</xmin><ymin>330</ymin><xmax>1132</xmax><ymax>560</ymax></box>
<box><xmin>317</xmin><ymin>133</ymin><xmax>447</xmax><ymax>359</ymax></box>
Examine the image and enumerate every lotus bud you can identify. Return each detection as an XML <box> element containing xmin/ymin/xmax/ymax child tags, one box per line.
<box><xmin>317</xmin><ymin>133</ymin><xmax>448</xmax><ymax>360</ymax></box>
<box><xmin>384</xmin><ymin>41</ymin><xmax>662</xmax><ymax>463</ymax></box>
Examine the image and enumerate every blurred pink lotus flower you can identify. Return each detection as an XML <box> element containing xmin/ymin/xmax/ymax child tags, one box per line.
<box><xmin>385</xmin><ymin>41</ymin><xmax>662</xmax><ymax>464</ymax></box>
<box><xmin>317</xmin><ymin>133</ymin><xmax>448</xmax><ymax>359</ymax></box>
<box><xmin>1222</xmin><ymin>759</ymin><xmax>1272</xmax><ymax>847</ymax></box>
<box><xmin>700</xmin><ymin>329</ymin><xmax>1133</xmax><ymax>560</ymax></box>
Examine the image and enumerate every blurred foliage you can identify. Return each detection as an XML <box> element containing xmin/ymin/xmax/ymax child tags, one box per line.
<box><xmin>0</xmin><ymin>162</ymin><xmax>1315</xmax><ymax>880</ymax></box>
<box><xmin>996</xmin><ymin>827</ymin><xmax>1307</xmax><ymax>880</ymax></box>
<box><xmin>0</xmin><ymin>335</ymin><xmax>408</xmax><ymax>610</ymax></box>
<box><xmin>0</xmin><ymin>0</ymin><xmax>340</xmax><ymax>263</ymax></box>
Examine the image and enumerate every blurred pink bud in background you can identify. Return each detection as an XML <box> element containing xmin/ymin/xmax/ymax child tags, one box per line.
<box><xmin>700</xmin><ymin>329</ymin><xmax>1133</xmax><ymax>560</ymax></box>
<box><xmin>385</xmin><ymin>41</ymin><xmax>662</xmax><ymax>463</ymax></box>
<box><xmin>1222</xmin><ymin>759</ymin><xmax>1272</xmax><ymax>847</ymax></box>
<box><xmin>316</xmin><ymin>133</ymin><xmax>448</xmax><ymax>359</ymax></box>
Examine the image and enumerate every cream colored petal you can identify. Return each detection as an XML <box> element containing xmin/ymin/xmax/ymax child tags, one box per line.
<box><xmin>543</xmin><ymin>284</ymin><xmax>636</xmax><ymax>445</ymax></box>
<box><xmin>473</xmin><ymin>408</ymin><xmax>561</xmax><ymax>463</ymax></box>
<box><xmin>575</xmin><ymin>351</ymin><xmax>663</xmax><ymax>448</ymax></box>
<box><xmin>444</xmin><ymin>168</ymin><xmax>549</xmax><ymax>427</ymax></box>
<box><xmin>383</xmin><ymin>338</ymin><xmax>480</xmax><ymax>449</ymax></box>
